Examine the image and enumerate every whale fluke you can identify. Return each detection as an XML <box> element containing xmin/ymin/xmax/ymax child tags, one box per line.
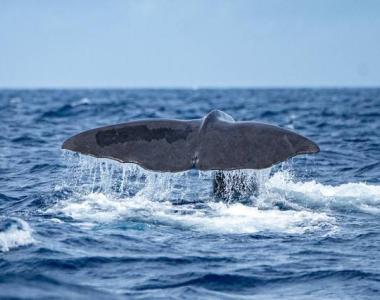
<box><xmin>62</xmin><ymin>110</ymin><xmax>319</xmax><ymax>172</ymax></box>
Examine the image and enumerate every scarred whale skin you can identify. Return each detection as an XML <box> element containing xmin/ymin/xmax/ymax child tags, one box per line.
<box><xmin>62</xmin><ymin>110</ymin><xmax>319</xmax><ymax>172</ymax></box>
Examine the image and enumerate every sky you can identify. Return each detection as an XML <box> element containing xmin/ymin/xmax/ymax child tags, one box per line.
<box><xmin>0</xmin><ymin>0</ymin><xmax>379</xmax><ymax>88</ymax></box>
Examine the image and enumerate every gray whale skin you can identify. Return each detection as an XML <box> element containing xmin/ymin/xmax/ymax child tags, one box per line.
<box><xmin>62</xmin><ymin>110</ymin><xmax>319</xmax><ymax>172</ymax></box>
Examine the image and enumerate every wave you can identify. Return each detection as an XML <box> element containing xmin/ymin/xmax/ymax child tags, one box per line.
<box><xmin>266</xmin><ymin>171</ymin><xmax>380</xmax><ymax>214</ymax></box>
<box><xmin>135</xmin><ymin>269</ymin><xmax>380</xmax><ymax>291</ymax></box>
<box><xmin>39</xmin><ymin>98</ymin><xmax>92</xmax><ymax>119</ymax></box>
<box><xmin>0</xmin><ymin>218</ymin><xmax>35</xmax><ymax>252</ymax></box>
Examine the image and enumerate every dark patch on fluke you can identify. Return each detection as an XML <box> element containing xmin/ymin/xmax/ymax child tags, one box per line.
<box><xmin>96</xmin><ymin>125</ymin><xmax>193</xmax><ymax>147</ymax></box>
<box><xmin>62</xmin><ymin>110</ymin><xmax>319</xmax><ymax>172</ymax></box>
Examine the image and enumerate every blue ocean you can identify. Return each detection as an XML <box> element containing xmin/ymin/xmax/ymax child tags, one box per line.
<box><xmin>1</xmin><ymin>89</ymin><xmax>379</xmax><ymax>299</ymax></box>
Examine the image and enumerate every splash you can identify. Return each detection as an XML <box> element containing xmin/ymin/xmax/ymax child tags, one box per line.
<box><xmin>57</xmin><ymin>152</ymin><xmax>380</xmax><ymax>236</ymax></box>
<box><xmin>0</xmin><ymin>218</ymin><xmax>35</xmax><ymax>252</ymax></box>
<box><xmin>60</xmin><ymin>152</ymin><xmax>270</xmax><ymax>202</ymax></box>
<box><xmin>51</xmin><ymin>153</ymin><xmax>345</xmax><ymax>235</ymax></box>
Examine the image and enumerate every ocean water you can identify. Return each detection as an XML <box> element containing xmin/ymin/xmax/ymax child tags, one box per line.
<box><xmin>0</xmin><ymin>89</ymin><xmax>379</xmax><ymax>299</ymax></box>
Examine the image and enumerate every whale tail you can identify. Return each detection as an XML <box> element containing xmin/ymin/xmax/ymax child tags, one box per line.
<box><xmin>62</xmin><ymin>110</ymin><xmax>319</xmax><ymax>172</ymax></box>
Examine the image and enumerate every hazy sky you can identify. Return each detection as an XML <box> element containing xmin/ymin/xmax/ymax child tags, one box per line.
<box><xmin>0</xmin><ymin>0</ymin><xmax>379</xmax><ymax>88</ymax></box>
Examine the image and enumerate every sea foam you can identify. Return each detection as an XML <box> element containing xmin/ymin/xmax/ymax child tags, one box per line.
<box><xmin>0</xmin><ymin>218</ymin><xmax>35</xmax><ymax>252</ymax></box>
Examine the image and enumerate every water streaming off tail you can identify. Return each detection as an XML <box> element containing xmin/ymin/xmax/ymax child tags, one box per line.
<box><xmin>213</xmin><ymin>169</ymin><xmax>271</xmax><ymax>202</ymax></box>
<box><xmin>61</xmin><ymin>151</ymin><xmax>271</xmax><ymax>204</ymax></box>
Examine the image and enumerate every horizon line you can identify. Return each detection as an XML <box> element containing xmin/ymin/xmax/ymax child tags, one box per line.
<box><xmin>0</xmin><ymin>85</ymin><xmax>380</xmax><ymax>90</ymax></box>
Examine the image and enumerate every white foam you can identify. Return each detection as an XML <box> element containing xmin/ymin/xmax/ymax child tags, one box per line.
<box><xmin>267</xmin><ymin>171</ymin><xmax>380</xmax><ymax>213</ymax></box>
<box><xmin>0</xmin><ymin>218</ymin><xmax>35</xmax><ymax>252</ymax></box>
<box><xmin>156</xmin><ymin>202</ymin><xmax>336</xmax><ymax>234</ymax></box>
<box><xmin>52</xmin><ymin>191</ymin><xmax>336</xmax><ymax>235</ymax></box>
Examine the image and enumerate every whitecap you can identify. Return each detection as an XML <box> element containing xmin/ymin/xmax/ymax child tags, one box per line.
<box><xmin>0</xmin><ymin>218</ymin><xmax>35</xmax><ymax>252</ymax></box>
<box><xmin>267</xmin><ymin>171</ymin><xmax>380</xmax><ymax>213</ymax></box>
<box><xmin>71</xmin><ymin>97</ymin><xmax>91</xmax><ymax>107</ymax></box>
